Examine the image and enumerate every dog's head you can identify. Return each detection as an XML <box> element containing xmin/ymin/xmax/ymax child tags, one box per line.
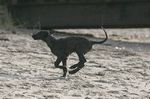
<box><xmin>32</xmin><ymin>31</ymin><xmax>50</xmax><ymax>40</ymax></box>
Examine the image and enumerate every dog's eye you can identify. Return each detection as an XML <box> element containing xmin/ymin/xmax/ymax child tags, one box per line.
<box><xmin>33</xmin><ymin>32</ymin><xmax>37</xmax><ymax>35</ymax></box>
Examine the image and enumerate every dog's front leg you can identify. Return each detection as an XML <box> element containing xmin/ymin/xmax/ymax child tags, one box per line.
<box><xmin>62</xmin><ymin>58</ymin><xmax>68</xmax><ymax>78</ymax></box>
<box><xmin>55</xmin><ymin>57</ymin><xmax>67</xmax><ymax>77</ymax></box>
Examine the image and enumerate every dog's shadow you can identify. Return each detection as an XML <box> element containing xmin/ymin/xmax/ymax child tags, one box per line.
<box><xmin>38</xmin><ymin>75</ymin><xmax>72</xmax><ymax>81</ymax></box>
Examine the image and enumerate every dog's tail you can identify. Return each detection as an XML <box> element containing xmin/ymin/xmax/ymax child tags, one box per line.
<box><xmin>91</xmin><ymin>26</ymin><xmax>108</xmax><ymax>45</ymax></box>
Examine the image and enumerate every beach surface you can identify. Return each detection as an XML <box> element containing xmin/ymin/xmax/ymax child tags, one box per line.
<box><xmin>0</xmin><ymin>28</ymin><xmax>150</xmax><ymax>99</ymax></box>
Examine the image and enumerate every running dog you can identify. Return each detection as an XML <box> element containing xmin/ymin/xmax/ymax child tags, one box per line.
<box><xmin>32</xmin><ymin>26</ymin><xmax>108</xmax><ymax>77</ymax></box>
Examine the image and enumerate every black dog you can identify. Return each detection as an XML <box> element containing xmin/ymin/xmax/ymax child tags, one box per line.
<box><xmin>32</xmin><ymin>26</ymin><xmax>108</xmax><ymax>77</ymax></box>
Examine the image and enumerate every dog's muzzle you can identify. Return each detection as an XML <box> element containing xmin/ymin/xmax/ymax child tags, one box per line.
<box><xmin>32</xmin><ymin>35</ymin><xmax>37</xmax><ymax>40</ymax></box>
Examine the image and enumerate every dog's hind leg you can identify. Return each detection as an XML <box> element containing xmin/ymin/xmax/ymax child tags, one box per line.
<box><xmin>69</xmin><ymin>63</ymin><xmax>78</xmax><ymax>69</ymax></box>
<box><xmin>54</xmin><ymin>57</ymin><xmax>67</xmax><ymax>77</ymax></box>
<box><xmin>69</xmin><ymin>53</ymin><xmax>86</xmax><ymax>74</ymax></box>
<box><xmin>78</xmin><ymin>53</ymin><xmax>87</xmax><ymax>64</ymax></box>
<box><xmin>70</xmin><ymin>53</ymin><xmax>86</xmax><ymax>69</ymax></box>
<box><xmin>69</xmin><ymin>63</ymin><xmax>85</xmax><ymax>74</ymax></box>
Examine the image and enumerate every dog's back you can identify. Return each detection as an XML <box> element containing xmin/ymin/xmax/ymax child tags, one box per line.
<box><xmin>53</xmin><ymin>36</ymin><xmax>93</xmax><ymax>55</ymax></box>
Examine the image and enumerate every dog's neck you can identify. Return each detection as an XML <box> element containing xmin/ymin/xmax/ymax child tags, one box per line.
<box><xmin>43</xmin><ymin>35</ymin><xmax>56</xmax><ymax>48</ymax></box>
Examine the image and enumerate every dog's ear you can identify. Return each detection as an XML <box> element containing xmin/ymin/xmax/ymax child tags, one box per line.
<box><xmin>33</xmin><ymin>32</ymin><xmax>37</xmax><ymax>35</ymax></box>
<box><xmin>48</xmin><ymin>29</ymin><xmax>55</xmax><ymax>35</ymax></box>
<box><xmin>36</xmin><ymin>31</ymin><xmax>49</xmax><ymax>37</ymax></box>
<box><xmin>33</xmin><ymin>29</ymin><xmax>40</xmax><ymax>35</ymax></box>
<box><xmin>45</xmin><ymin>31</ymin><xmax>49</xmax><ymax>36</ymax></box>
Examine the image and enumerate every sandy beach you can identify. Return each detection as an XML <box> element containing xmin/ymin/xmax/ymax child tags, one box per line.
<box><xmin>0</xmin><ymin>28</ymin><xmax>150</xmax><ymax>99</ymax></box>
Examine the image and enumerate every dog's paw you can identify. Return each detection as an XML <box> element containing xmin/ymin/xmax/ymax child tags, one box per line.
<box><xmin>69</xmin><ymin>63</ymin><xmax>85</xmax><ymax>74</ymax></box>
<box><xmin>59</xmin><ymin>75</ymin><xmax>69</xmax><ymax>80</ymax></box>
<box><xmin>69</xmin><ymin>68</ymin><xmax>80</xmax><ymax>74</ymax></box>
<box><xmin>69</xmin><ymin>64</ymin><xmax>78</xmax><ymax>69</ymax></box>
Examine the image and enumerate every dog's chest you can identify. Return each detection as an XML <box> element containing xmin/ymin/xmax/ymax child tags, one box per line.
<box><xmin>49</xmin><ymin>44</ymin><xmax>66</xmax><ymax>56</ymax></box>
